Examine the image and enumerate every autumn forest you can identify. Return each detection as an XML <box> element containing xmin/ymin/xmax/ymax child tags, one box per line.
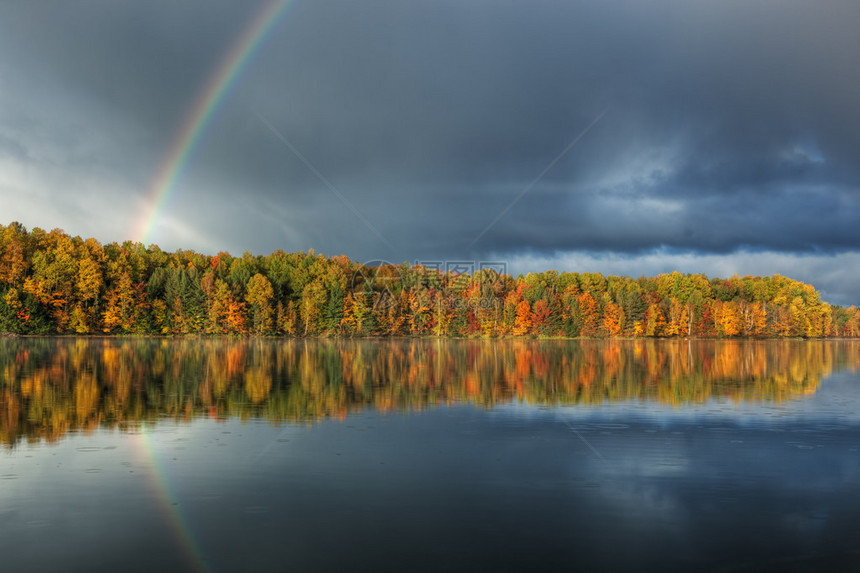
<box><xmin>1</xmin><ymin>222</ymin><xmax>859</xmax><ymax>338</ymax></box>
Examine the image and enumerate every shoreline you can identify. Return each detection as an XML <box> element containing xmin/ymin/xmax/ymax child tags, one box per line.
<box><xmin>1</xmin><ymin>332</ymin><xmax>846</xmax><ymax>341</ymax></box>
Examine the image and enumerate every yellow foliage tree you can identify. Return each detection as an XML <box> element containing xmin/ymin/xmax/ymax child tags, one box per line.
<box><xmin>246</xmin><ymin>273</ymin><xmax>274</xmax><ymax>335</ymax></box>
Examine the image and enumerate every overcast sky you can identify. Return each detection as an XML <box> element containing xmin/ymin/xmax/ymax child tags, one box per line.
<box><xmin>1</xmin><ymin>0</ymin><xmax>859</xmax><ymax>304</ymax></box>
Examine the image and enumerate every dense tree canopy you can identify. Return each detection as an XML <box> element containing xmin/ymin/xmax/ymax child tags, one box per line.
<box><xmin>1</xmin><ymin>223</ymin><xmax>858</xmax><ymax>337</ymax></box>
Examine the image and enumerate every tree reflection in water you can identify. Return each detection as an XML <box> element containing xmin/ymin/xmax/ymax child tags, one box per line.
<box><xmin>1</xmin><ymin>337</ymin><xmax>857</xmax><ymax>447</ymax></box>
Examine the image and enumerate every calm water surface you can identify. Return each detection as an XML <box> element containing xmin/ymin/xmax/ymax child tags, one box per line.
<box><xmin>1</xmin><ymin>338</ymin><xmax>860</xmax><ymax>572</ymax></box>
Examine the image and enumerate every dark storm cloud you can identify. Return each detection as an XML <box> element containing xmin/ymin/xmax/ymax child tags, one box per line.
<box><xmin>2</xmin><ymin>0</ymin><xmax>860</xmax><ymax>297</ymax></box>
<box><xmin>229</xmin><ymin>0</ymin><xmax>860</xmax><ymax>260</ymax></box>
<box><xmin>0</xmin><ymin>2</ymin><xmax>258</xmax><ymax>130</ymax></box>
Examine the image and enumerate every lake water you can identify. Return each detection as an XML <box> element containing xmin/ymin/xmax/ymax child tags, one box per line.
<box><xmin>1</xmin><ymin>338</ymin><xmax>860</xmax><ymax>572</ymax></box>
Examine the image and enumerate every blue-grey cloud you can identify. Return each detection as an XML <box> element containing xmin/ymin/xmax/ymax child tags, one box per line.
<box><xmin>2</xmin><ymin>0</ymin><xmax>860</xmax><ymax>302</ymax></box>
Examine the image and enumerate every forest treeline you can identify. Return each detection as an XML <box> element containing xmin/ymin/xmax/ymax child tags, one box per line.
<box><xmin>1</xmin><ymin>222</ymin><xmax>859</xmax><ymax>337</ymax></box>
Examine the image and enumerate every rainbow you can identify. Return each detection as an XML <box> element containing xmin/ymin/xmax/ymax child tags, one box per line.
<box><xmin>136</xmin><ymin>427</ymin><xmax>210</xmax><ymax>573</ymax></box>
<box><xmin>130</xmin><ymin>4</ymin><xmax>300</xmax><ymax>567</ymax></box>
<box><xmin>136</xmin><ymin>0</ymin><xmax>296</xmax><ymax>245</ymax></box>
